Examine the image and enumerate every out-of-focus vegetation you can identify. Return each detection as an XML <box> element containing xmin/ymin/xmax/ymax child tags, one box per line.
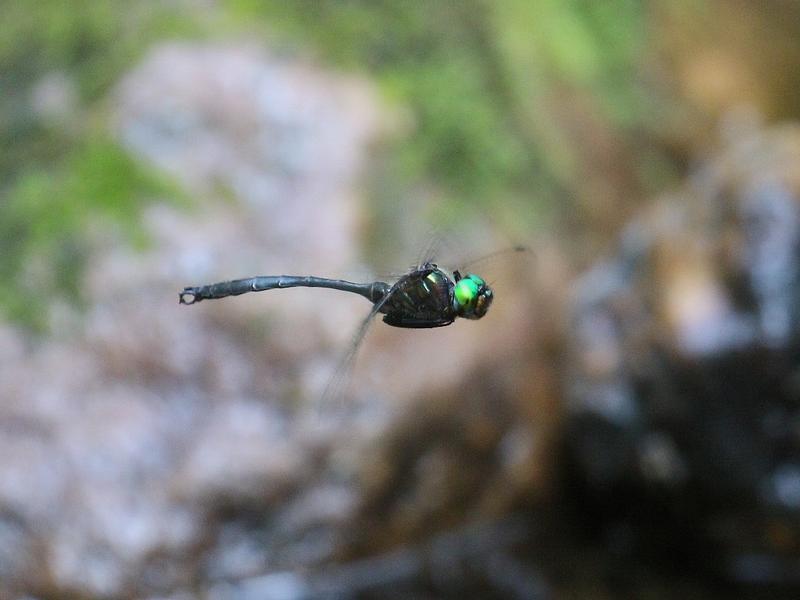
<box><xmin>0</xmin><ymin>137</ymin><xmax>178</xmax><ymax>327</ymax></box>
<box><xmin>1</xmin><ymin>1</ymin><xmax>193</xmax><ymax>328</ymax></box>
<box><xmin>226</xmin><ymin>0</ymin><xmax>658</xmax><ymax>233</ymax></box>
<box><xmin>3</xmin><ymin>0</ymin><xmax>800</xmax><ymax>328</ymax></box>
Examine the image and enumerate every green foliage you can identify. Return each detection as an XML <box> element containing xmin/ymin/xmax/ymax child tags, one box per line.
<box><xmin>0</xmin><ymin>137</ymin><xmax>179</xmax><ymax>329</ymax></box>
<box><xmin>0</xmin><ymin>0</ymin><xmax>196</xmax><ymax>100</ymax></box>
<box><xmin>225</xmin><ymin>0</ymin><xmax>650</xmax><ymax>227</ymax></box>
<box><xmin>0</xmin><ymin>1</ymin><xmax>195</xmax><ymax>329</ymax></box>
<box><xmin>0</xmin><ymin>0</ymin><xmax>663</xmax><ymax>327</ymax></box>
<box><xmin>0</xmin><ymin>0</ymin><xmax>197</xmax><ymax>180</ymax></box>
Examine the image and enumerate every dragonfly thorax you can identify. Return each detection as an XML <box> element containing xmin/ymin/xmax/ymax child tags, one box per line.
<box><xmin>376</xmin><ymin>265</ymin><xmax>494</xmax><ymax>329</ymax></box>
<box><xmin>379</xmin><ymin>266</ymin><xmax>456</xmax><ymax>328</ymax></box>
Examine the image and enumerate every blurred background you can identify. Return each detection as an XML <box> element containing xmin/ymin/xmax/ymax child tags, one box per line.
<box><xmin>3</xmin><ymin>1</ymin><xmax>800</xmax><ymax>598</ymax></box>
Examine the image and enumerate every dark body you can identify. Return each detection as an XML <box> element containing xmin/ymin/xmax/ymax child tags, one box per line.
<box><xmin>378</xmin><ymin>264</ymin><xmax>456</xmax><ymax>328</ymax></box>
<box><xmin>179</xmin><ymin>262</ymin><xmax>459</xmax><ymax>329</ymax></box>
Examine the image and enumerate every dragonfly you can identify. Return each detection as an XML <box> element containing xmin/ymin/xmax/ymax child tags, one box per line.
<box><xmin>178</xmin><ymin>245</ymin><xmax>528</xmax><ymax>401</ymax></box>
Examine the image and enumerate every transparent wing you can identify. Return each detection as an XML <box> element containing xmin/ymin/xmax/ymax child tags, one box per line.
<box><xmin>456</xmin><ymin>245</ymin><xmax>532</xmax><ymax>274</ymax></box>
<box><xmin>315</xmin><ymin>282</ymin><xmax>398</xmax><ymax>415</ymax></box>
<box><xmin>414</xmin><ymin>228</ymin><xmax>530</xmax><ymax>274</ymax></box>
<box><xmin>414</xmin><ymin>230</ymin><xmax>445</xmax><ymax>268</ymax></box>
<box><xmin>313</xmin><ymin>240</ymin><xmax>531</xmax><ymax>416</ymax></box>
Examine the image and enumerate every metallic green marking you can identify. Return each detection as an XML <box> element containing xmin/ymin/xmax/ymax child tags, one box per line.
<box><xmin>455</xmin><ymin>278</ymin><xmax>479</xmax><ymax>307</ymax></box>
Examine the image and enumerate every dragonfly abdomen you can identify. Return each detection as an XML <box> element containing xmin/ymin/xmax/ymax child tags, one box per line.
<box><xmin>179</xmin><ymin>275</ymin><xmax>390</xmax><ymax>305</ymax></box>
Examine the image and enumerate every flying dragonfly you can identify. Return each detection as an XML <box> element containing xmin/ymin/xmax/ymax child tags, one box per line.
<box><xmin>178</xmin><ymin>246</ymin><xmax>528</xmax><ymax>400</ymax></box>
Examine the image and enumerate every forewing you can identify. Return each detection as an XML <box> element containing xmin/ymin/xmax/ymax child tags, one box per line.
<box><xmin>316</xmin><ymin>283</ymin><xmax>398</xmax><ymax>414</ymax></box>
<box><xmin>456</xmin><ymin>245</ymin><xmax>533</xmax><ymax>274</ymax></box>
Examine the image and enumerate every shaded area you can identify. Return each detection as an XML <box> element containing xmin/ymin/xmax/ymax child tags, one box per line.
<box><xmin>562</xmin><ymin>123</ymin><xmax>800</xmax><ymax>598</ymax></box>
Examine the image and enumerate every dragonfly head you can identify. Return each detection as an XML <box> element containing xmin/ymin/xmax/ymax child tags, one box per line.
<box><xmin>453</xmin><ymin>273</ymin><xmax>493</xmax><ymax>320</ymax></box>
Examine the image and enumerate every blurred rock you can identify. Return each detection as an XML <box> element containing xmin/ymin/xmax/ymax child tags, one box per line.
<box><xmin>114</xmin><ymin>41</ymin><xmax>381</xmax><ymax>271</ymax></box>
<box><xmin>0</xmin><ymin>41</ymin><xmax>388</xmax><ymax>598</ymax></box>
<box><xmin>564</xmin><ymin>121</ymin><xmax>800</xmax><ymax>594</ymax></box>
<box><xmin>30</xmin><ymin>71</ymin><xmax>79</xmax><ymax>123</ymax></box>
<box><xmin>0</xmin><ymin>39</ymin><xmax>558</xmax><ymax>600</ymax></box>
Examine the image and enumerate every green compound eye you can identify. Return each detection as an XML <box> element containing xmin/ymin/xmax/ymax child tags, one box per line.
<box><xmin>455</xmin><ymin>276</ymin><xmax>480</xmax><ymax>307</ymax></box>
